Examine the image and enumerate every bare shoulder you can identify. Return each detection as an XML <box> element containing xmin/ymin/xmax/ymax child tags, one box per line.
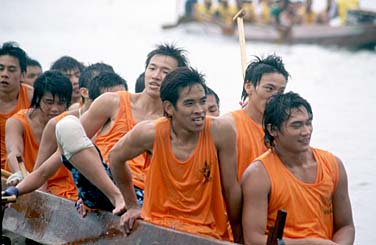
<box><xmin>209</xmin><ymin>116</ymin><xmax>236</xmax><ymax>147</ymax></box>
<box><xmin>241</xmin><ymin>160</ymin><xmax>270</xmax><ymax>190</ymax></box>
<box><xmin>95</xmin><ymin>91</ymin><xmax>121</xmax><ymax>106</ymax></box>
<box><xmin>87</xmin><ymin>92</ymin><xmax>121</xmax><ymax>116</ymax></box>
<box><xmin>125</xmin><ymin>119</ymin><xmax>156</xmax><ymax>152</ymax></box>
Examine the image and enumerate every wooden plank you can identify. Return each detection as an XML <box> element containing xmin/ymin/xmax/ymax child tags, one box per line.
<box><xmin>1</xmin><ymin>178</ymin><xmax>234</xmax><ymax>244</ymax></box>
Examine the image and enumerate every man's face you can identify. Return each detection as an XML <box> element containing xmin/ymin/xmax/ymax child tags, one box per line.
<box><xmin>39</xmin><ymin>92</ymin><xmax>68</xmax><ymax>119</ymax></box>
<box><xmin>273</xmin><ymin>106</ymin><xmax>313</xmax><ymax>153</ymax></box>
<box><xmin>23</xmin><ymin>65</ymin><xmax>42</xmax><ymax>86</ymax></box>
<box><xmin>167</xmin><ymin>84</ymin><xmax>207</xmax><ymax>133</ymax></box>
<box><xmin>246</xmin><ymin>72</ymin><xmax>286</xmax><ymax>115</ymax></box>
<box><xmin>62</xmin><ymin>69</ymin><xmax>81</xmax><ymax>102</ymax></box>
<box><xmin>0</xmin><ymin>55</ymin><xmax>23</xmax><ymax>92</ymax></box>
<box><xmin>206</xmin><ymin>94</ymin><xmax>219</xmax><ymax>117</ymax></box>
<box><xmin>144</xmin><ymin>55</ymin><xmax>178</xmax><ymax>98</ymax></box>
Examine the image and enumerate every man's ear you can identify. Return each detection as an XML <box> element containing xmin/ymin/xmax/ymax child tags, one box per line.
<box><xmin>267</xmin><ymin>123</ymin><xmax>277</xmax><ymax>137</ymax></box>
<box><xmin>80</xmin><ymin>88</ymin><xmax>88</xmax><ymax>98</ymax></box>
<box><xmin>163</xmin><ymin>100</ymin><xmax>174</xmax><ymax>118</ymax></box>
<box><xmin>244</xmin><ymin>81</ymin><xmax>254</xmax><ymax>96</ymax></box>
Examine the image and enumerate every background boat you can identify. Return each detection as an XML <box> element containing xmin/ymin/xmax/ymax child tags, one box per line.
<box><xmin>162</xmin><ymin>9</ymin><xmax>376</xmax><ymax>50</ymax></box>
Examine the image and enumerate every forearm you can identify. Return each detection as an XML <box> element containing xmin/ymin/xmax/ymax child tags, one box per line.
<box><xmin>16</xmin><ymin>170</ymin><xmax>48</xmax><ymax>195</ymax></box>
<box><xmin>332</xmin><ymin>225</ymin><xmax>355</xmax><ymax>245</ymax></box>
<box><xmin>224</xmin><ymin>184</ymin><xmax>243</xmax><ymax>242</ymax></box>
<box><xmin>110</xmin><ymin>159</ymin><xmax>139</xmax><ymax>209</ymax></box>
<box><xmin>7</xmin><ymin>150</ymin><xmax>22</xmax><ymax>172</ymax></box>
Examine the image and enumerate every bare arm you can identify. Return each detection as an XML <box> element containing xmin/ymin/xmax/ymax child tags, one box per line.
<box><xmin>17</xmin><ymin>150</ymin><xmax>63</xmax><ymax>195</ymax></box>
<box><xmin>5</xmin><ymin>118</ymin><xmax>24</xmax><ymax>172</ymax></box>
<box><xmin>212</xmin><ymin>117</ymin><xmax>242</xmax><ymax>242</ymax></box>
<box><xmin>109</xmin><ymin>120</ymin><xmax>155</xmax><ymax>233</ymax></box>
<box><xmin>80</xmin><ymin>92</ymin><xmax>119</xmax><ymax>138</ymax></box>
<box><xmin>241</xmin><ymin>161</ymin><xmax>270</xmax><ymax>245</ymax></box>
<box><xmin>331</xmin><ymin>157</ymin><xmax>355</xmax><ymax>244</ymax></box>
<box><xmin>34</xmin><ymin>118</ymin><xmax>58</xmax><ymax>170</ymax></box>
<box><xmin>109</xmin><ymin>120</ymin><xmax>154</xmax><ymax>208</ymax></box>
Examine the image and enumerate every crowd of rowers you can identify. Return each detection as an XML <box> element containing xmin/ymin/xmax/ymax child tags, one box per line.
<box><xmin>1</xmin><ymin>41</ymin><xmax>354</xmax><ymax>244</ymax></box>
<box><xmin>183</xmin><ymin>0</ymin><xmax>360</xmax><ymax>29</ymax></box>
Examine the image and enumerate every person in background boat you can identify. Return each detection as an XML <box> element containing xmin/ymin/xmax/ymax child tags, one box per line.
<box><xmin>206</xmin><ymin>86</ymin><xmax>220</xmax><ymax>116</ymax></box>
<box><xmin>135</xmin><ymin>72</ymin><xmax>145</xmax><ymax>93</ymax></box>
<box><xmin>193</xmin><ymin>0</ymin><xmax>216</xmax><ymax>22</ymax></box>
<box><xmin>279</xmin><ymin>0</ymin><xmax>302</xmax><ymax>27</ymax></box>
<box><xmin>297</xmin><ymin>0</ymin><xmax>317</xmax><ymax>25</ymax></box>
<box><xmin>337</xmin><ymin>0</ymin><xmax>359</xmax><ymax>24</ymax></box>
<box><xmin>215</xmin><ymin>0</ymin><xmax>238</xmax><ymax>27</ymax></box>
<box><xmin>50</xmin><ymin>55</ymin><xmax>85</xmax><ymax>108</ymax></box>
<box><xmin>4</xmin><ymin>44</ymin><xmax>190</xmax><ymax>217</ymax></box>
<box><xmin>109</xmin><ymin>67</ymin><xmax>242</xmax><ymax>242</ymax></box>
<box><xmin>2</xmin><ymin>70</ymin><xmax>128</xmax><ymax>211</ymax></box>
<box><xmin>254</xmin><ymin>0</ymin><xmax>272</xmax><ymax>24</ymax></box>
<box><xmin>222</xmin><ymin>54</ymin><xmax>289</xmax><ymax>181</ymax></box>
<box><xmin>239</xmin><ymin>0</ymin><xmax>257</xmax><ymax>23</ymax></box>
<box><xmin>184</xmin><ymin>0</ymin><xmax>198</xmax><ymax>20</ymax></box>
<box><xmin>0</xmin><ymin>42</ymin><xmax>33</xmax><ymax>170</ymax></box>
<box><xmin>242</xmin><ymin>92</ymin><xmax>355</xmax><ymax>244</ymax></box>
<box><xmin>22</xmin><ymin>56</ymin><xmax>42</xmax><ymax>87</ymax></box>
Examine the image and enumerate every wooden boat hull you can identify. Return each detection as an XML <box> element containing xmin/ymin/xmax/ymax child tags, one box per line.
<box><xmin>163</xmin><ymin>20</ymin><xmax>376</xmax><ymax>49</ymax></box>
<box><xmin>2</xmin><ymin>179</ymin><xmax>234</xmax><ymax>244</ymax></box>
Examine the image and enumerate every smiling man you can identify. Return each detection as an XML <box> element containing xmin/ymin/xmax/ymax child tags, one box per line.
<box><xmin>0</xmin><ymin>42</ymin><xmax>33</xmax><ymax>169</ymax></box>
<box><xmin>241</xmin><ymin>92</ymin><xmax>355</xmax><ymax>244</ymax></box>
<box><xmin>109</xmin><ymin>67</ymin><xmax>242</xmax><ymax>242</ymax></box>
<box><xmin>223</xmin><ymin>54</ymin><xmax>290</xmax><ymax>181</ymax></box>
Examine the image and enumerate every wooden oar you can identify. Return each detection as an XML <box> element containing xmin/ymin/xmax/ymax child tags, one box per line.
<box><xmin>233</xmin><ymin>9</ymin><xmax>247</xmax><ymax>79</ymax></box>
<box><xmin>266</xmin><ymin>209</ymin><xmax>287</xmax><ymax>245</ymax></box>
<box><xmin>1</xmin><ymin>169</ymin><xmax>12</xmax><ymax>178</ymax></box>
<box><xmin>16</xmin><ymin>155</ymin><xmax>28</xmax><ymax>178</ymax></box>
<box><xmin>1</xmin><ymin>195</ymin><xmax>16</xmax><ymax>204</ymax></box>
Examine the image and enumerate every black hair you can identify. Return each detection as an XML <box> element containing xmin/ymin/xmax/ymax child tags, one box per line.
<box><xmin>263</xmin><ymin>91</ymin><xmax>313</xmax><ymax>148</ymax></box>
<box><xmin>160</xmin><ymin>67</ymin><xmax>207</xmax><ymax>117</ymax></box>
<box><xmin>79</xmin><ymin>62</ymin><xmax>115</xmax><ymax>89</ymax></box>
<box><xmin>31</xmin><ymin>70</ymin><xmax>73</xmax><ymax>109</ymax></box>
<box><xmin>206</xmin><ymin>86</ymin><xmax>220</xmax><ymax>107</ymax></box>
<box><xmin>26</xmin><ymin>56</ymin><xmax>42</xmax><ymax>69</ymax></box>
<box><xmin>88</xmin><ymin>72</ymin><xmax>128</xmax><ymax>101</ymax></box>
<box><xmin>0</xmin><ymin>41</ymin><xmax>27</xmax><ymax>73</ymax></box>
<box><xmin>135</xmin><ymin>72</ymin><xmax>145</xmax><ymax>93</ymax></box>
<box><xmin>50</xmin><ymin>56</ymin><xmax>85</xmax><ymax>72</ymax></box>
<box><xmin>241</xmin><ymin>54</ymin><xmax>290</xmax><ymax>101</ymax></box>
<box><xmin>145</xmin><ymin>43</ymin><xmax>189</xmax><ymax>69</ymax></box>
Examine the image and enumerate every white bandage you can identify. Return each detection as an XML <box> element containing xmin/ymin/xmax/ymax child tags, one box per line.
<box><xmin>6</xmin><ymin>171</ymin><xmax>24</xmax><ymax>185</ymax></box>
<box><xmin>55</xmin><ymin>115</ymin><xmax>94</xmax><ymax>160</ymax></box>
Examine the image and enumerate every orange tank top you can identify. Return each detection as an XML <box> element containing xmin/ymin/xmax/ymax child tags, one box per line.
<box><xmin>258</xmin><ymin>148</ymin><xmax>339</xmax><ymax>239</ymax></box>
<box><xmin>141</xmin><ymin>117</ymin><xmax>231</xmax><ymax>241</ymax></box>
<box><xmin>48</xmin><ymin>111</ymin><xmax>78</xmax><ymax>201</ymax></box>
<box><xmin>6</xmin><ymin>109</ymin><xmax>38</xmax><ymax>172</ymax></box>
<box><xmin>232</xmin><ymin>110</ymin><xmax>267</xmax><ymax>180</ymax></box>
<box><xmin>1</xmin><ymin>84</ymin><xmax>30</xmax><ymax>169</ymax></box>
<box><xmin>94</xmin><ymin>91</ymin><xmax>146</xmax><ymax>189</ymax></box>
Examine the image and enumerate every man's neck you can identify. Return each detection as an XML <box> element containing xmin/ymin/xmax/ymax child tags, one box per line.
<box><xmin>131</xmin><ymin>92</ymin><xmax>164</xmax><ymax>122</ymax></box>
<box><xmin>274</xmin><ymin>145</ymin><xmax>313</xmax><ymax>168</ymax></box>
<box><xmin>243</xmin><ymin>103</ymin><xmax>263</xmax><ymax>125</ymax></box>
<box><xmin>0</xmin><ymin>86</ymin><xmax>20</xmax><ymax>103</ymax></box>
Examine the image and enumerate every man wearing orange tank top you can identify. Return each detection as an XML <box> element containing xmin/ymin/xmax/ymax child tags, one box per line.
<box><xmin>109</xmin><ymin>67</ymin><xmax>242</xmax><ymax>242</ymax></box>
<box><xmin>242</xmin><ymin>92</ymin><xmax>354</xmax><ymax>244</ymax></box>
<box><xmin>222</xmin><ymin>55</ymin><xmax>290</xmax><ymax>181</ymax></box>
<box><xmin>0</xmin><ymin>42</ymin><xmax>33</xmax><ymax>169</ymax></box>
